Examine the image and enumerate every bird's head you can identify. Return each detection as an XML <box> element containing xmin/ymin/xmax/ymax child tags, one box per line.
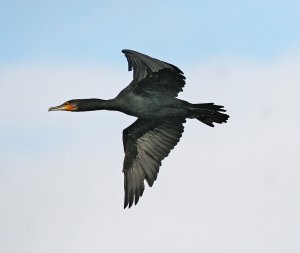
<box><xmin>48</xmin><ymin>100</ymin><xmax>80</xmax><ymax>112</ymax></box>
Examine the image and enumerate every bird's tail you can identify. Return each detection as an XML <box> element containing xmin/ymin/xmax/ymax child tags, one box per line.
<box><xmin>189</xmin><ymin>103</ymin><xmax>229</xmax><ymax>127</ymax></box>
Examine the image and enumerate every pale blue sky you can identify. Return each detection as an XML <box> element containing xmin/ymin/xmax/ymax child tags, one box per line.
<box><xmin>1</xmin><ymin>1</ymin><xmax>300</xmax><ymax>253</ymax></box>
<box><xmin>1</xmin><ymin>0</ymin><xmax>300</xmax><ymax>64</ymax></box>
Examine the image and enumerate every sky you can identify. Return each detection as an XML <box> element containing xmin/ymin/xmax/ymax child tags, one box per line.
<box><xmin>1</xmin><ymin>1</ymin><xmax>300</xmax><ymax>253</ymax></box>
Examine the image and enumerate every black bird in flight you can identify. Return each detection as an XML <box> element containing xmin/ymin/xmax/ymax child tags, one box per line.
<box><xmin>49</xmin><ymin>49</ymin><xmax>229</xmax><ymax>208</ymax></box>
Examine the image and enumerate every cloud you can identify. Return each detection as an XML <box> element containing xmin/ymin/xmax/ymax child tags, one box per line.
<box><xmin>0</xmin><ymin>53</ymin><xmax>300</xmax><ymax>253</ymax></box>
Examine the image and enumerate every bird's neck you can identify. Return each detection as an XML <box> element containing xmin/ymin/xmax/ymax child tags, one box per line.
<box><xmin>78</xmin><ymin>98</ymin><xmax>117</xmax><ymax>111</ymax></box>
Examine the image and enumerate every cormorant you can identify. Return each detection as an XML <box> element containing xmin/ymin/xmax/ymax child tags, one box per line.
<box><xmin>49</xmin><ymin>49</ymin><xmax>229</xmax><ymax>208</ymax></box>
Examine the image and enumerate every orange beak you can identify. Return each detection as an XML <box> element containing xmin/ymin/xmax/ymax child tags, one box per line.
<box><xmin>48</xmin><ymin>103</ymin><xmax>77</xmax><ymax>112</ymax></box>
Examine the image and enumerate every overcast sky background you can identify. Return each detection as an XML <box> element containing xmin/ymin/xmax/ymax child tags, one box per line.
<box><xmin>1</xmin><ymin>1</ymin><xmax>300</xmax><ymax>252</ymax></box>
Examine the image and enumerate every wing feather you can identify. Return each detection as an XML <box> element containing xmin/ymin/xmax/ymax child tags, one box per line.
<box><xmin>122</xmin><ymin>49</ymin><xmax>186</xmax><ymax>97</ymax></box>
<box><xmin>122</xmin><ymin>118</ymin><xmax>185</xmax><ymax>208</ymax></box>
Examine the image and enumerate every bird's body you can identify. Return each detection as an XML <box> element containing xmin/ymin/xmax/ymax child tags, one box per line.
<box><xmin>116</xmin><ymin>93</ymin><xmax>188</xmax><ymax>118</ymax></box>
<box><xmin>49</xmin><ymin>49</ymin><xmax>229</xmax><ymax>208</ymax></box>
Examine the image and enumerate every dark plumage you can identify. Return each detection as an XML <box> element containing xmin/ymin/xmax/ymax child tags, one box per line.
<box><xmin>49</xmin><ymin>49</ymin><xmax>229</xmax><ymax>208</ymax></box>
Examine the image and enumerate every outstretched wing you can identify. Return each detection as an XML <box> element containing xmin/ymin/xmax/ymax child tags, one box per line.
<box><xmin>122</xmin><ymin>118</ymin><xmax>186</xmax><ymax>208</ymax></box>
<box><xmin>122</xmin><ymin>49</ymin><xmax>186</xmax><ymax>97</ymax></box>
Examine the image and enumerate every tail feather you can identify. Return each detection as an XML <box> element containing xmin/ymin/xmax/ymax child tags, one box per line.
<box><xmin>190</xmin><ymin>103</ymin><xmax>229</xmax><ymax>127</ymax></box>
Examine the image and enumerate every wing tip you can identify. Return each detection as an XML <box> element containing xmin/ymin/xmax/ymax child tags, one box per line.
<box><xmin>122</xmin><ymin>49</ymin><xmax>136</xmax><ymax>55</ymax></box>
<box><xmin>123</xmin><ymin>196</ymin><xmax>140</xmax><ymax>209</ymax></box>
